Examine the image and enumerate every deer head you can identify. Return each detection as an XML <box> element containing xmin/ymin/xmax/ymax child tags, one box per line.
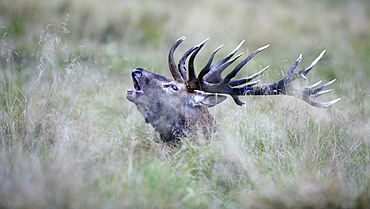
<box><xmin>126</xmin><ymin>37</ymin><xmax>341</xmax><ymax>144</ymax></box>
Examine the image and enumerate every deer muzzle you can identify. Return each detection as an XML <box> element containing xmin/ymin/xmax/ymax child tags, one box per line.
<box><xmin>126</xmin><ymin>69</ymin><xmax>144</xmax><ymax>101</ymax></box>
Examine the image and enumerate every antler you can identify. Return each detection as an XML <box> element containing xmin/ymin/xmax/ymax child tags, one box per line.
<box><xmin>168</xmin><ymin>36</ymin><xmax>186</xmax><ymax>83</ymax></box>
<box><xmin>168</xmin><ymin>37</ymin><xmax>341</xmax><ymax>108</ymax></box>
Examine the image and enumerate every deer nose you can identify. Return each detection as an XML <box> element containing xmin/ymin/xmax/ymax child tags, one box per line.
<box><xmin>132</xmin><ymin>68</ymin><xmax>142</xmax><ymax>78</ymax></box>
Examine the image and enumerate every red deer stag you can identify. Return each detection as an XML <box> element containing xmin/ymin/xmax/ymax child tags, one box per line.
<box><xmin>126</xmin><ymin>37</ymin><xmax>340</xmax><ymax>144</ymax></box>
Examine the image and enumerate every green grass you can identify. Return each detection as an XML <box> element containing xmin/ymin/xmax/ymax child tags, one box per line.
<box><xmin>1</xmin><ymin>0</ymin><xmax>369</xmax><ymax>208</ymax></box>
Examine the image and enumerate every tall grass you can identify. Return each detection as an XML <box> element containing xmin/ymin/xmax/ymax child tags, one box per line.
<box><xmin>1</xmin><ymin>0</ymin><xmax>369</xmax><ymax>208</ymax></box>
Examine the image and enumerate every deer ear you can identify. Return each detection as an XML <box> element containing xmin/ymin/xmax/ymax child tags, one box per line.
<box><xmin>190</xmin><ymin>93</ymin><xmax>227</xmax><ymax>108</ymax></box>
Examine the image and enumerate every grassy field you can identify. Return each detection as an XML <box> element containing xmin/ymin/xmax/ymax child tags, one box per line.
<box><xmin>1</xmin><ymin>0</ymin><xmax>369</xmax><ymax>208</ymax></box>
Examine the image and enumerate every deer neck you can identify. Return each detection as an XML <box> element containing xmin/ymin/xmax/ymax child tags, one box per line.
<box><xmin>135</xmin><ymin>101</ymin><xmax>217</xmax><ymax>143</ymax></box>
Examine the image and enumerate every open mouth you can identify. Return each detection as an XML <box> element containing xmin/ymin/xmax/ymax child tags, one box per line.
<box><xmin>133</xmin><ymin>76</ymin><xmax>141</xmax><ymax>91</ymax></box>
<box><xmin>127</xmin><ymin>70</ymin><xmax>144</xmax><ymax>95</ymax></box>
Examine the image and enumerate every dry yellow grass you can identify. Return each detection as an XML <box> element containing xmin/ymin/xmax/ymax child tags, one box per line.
<box><xmin>0</xmin><ymin>0</ymin><xmax>369</xmax><ymax>208</ymax></box>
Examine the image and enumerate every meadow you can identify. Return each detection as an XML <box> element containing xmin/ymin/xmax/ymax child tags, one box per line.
<box><xmin>0</xmin><ymin>0</ymin><xmax>369</xmax><ymax>208</ymax></box>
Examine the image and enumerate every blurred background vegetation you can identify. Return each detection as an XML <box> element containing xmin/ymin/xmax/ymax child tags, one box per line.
<box><xmin>0</xmin><ymin>0</ymin><xmax>369</xmax><ymax>208</ymax></box>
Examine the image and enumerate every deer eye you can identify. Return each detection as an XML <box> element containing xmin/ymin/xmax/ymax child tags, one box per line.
<box><xmin>163</xmin><ymin>83</ymin><xmax>178</xmax><ymax>91</ymax></box>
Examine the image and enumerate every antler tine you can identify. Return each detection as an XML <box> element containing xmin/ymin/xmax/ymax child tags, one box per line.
<box><xmin>288</xmin><ymin>54</ymin><xmax>302</xmax><ymax>76</ymax></box>
<box><xmin>319</xmin><ymin>98</ymin><xmax>341</xmax><ymax>108</ymax></box>
<box><xmin>224</xmin><ymin>44</ymin><xmax>270</xmax><ymax>83</ymax></box>
<box><xmin>169</xmin><ymin>36</ymin><xmax>186</xmax><ymax>83</ymax></box>
<box><xmin>186</xmin><ymin>43</ymin><xmax>224</xmax><ymax>91</ymax></box>
<box><xmin>229</xmin><ymin>65</ymin><xmax>269</xmax><ymax>86</ymax></box>
<box><xmin>313</xmin><ymin>89</ymin><xmax>333</xmax><ymax>98</ymax></box>
<box><xmin>245</xmin><ymin>80</ymin><xmax>261</xmax><ymax>87</ymax></box>
<box><xmin>188</xmin><ymin>38</ymin><xmax>209</xmax><ymax>83</ymax></box>
<box><xmin>231</xmin><ymin>95</ymin><xmax>245</xmax><ymax>106</ymax></box>
<box><xmin>302</xmin><ymin>50</ymin><xmax>326</xmax><ymax>75</ymax></box>
<box><xmin>307</xmin><ymin>96</ymin><xmax>341</xmax><ymax>108</ymax></box>
<box><xmin>228</xmin><ymin>66</ymin><xmax>269</xmax><ymax>105</ymax></box>
<box><xmin>202</xmin><ymin>41</ymin><xmax>245</xmax><ymax>84</ymax></box>
<box><xmin>312</xmin><ymin>79</ymin><xmax>336</xmax><ymax>94</ymax></box>
<box><xmin>301</xmin><ymin>78</ymin><xmax>341</xmax><ymax>108</ymax></box>
<box><xmin>211</xmin><ymin>40</ymin><xmax>245</xmax><ymax>70</ymax></box>
<box><xmin>206</xmin><ymin>53</ymin><xmax>244</xmax><ymax>83</ymax></box>
<box><xmin>306</xmin><ymin>80</ymin><xmax>323</xmax><ymax>89</ymax></box>
<box><xmin>198</xmin><ymin>44</ymin><xmax>224</xmax><ymax>80</ymax></box>
<box><xmin>178</xmin><ymin>44</ymin><xmax>201</xmax><ymax>81</ymax></box>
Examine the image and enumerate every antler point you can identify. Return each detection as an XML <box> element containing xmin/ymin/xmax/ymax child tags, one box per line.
<box><xmin>258</xmin><ymin>44</ymin><xmax>270</xmax><ymax>51</ymax></box>
<box><xmin>214</xmin><ymin>44</ymin><xmax>224</xmax><ymax>52</ymax></box>
<box><xmin>196</xmin><ymin>38</ymin><xmax>209</xmax><ymax>48</ymax></box>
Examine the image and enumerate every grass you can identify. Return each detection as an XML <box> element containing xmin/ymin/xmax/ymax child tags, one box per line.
<box><xmin>1</xmin><ymin>0</ymin><xmax>369</xmax><ymax>208</ymax></box>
